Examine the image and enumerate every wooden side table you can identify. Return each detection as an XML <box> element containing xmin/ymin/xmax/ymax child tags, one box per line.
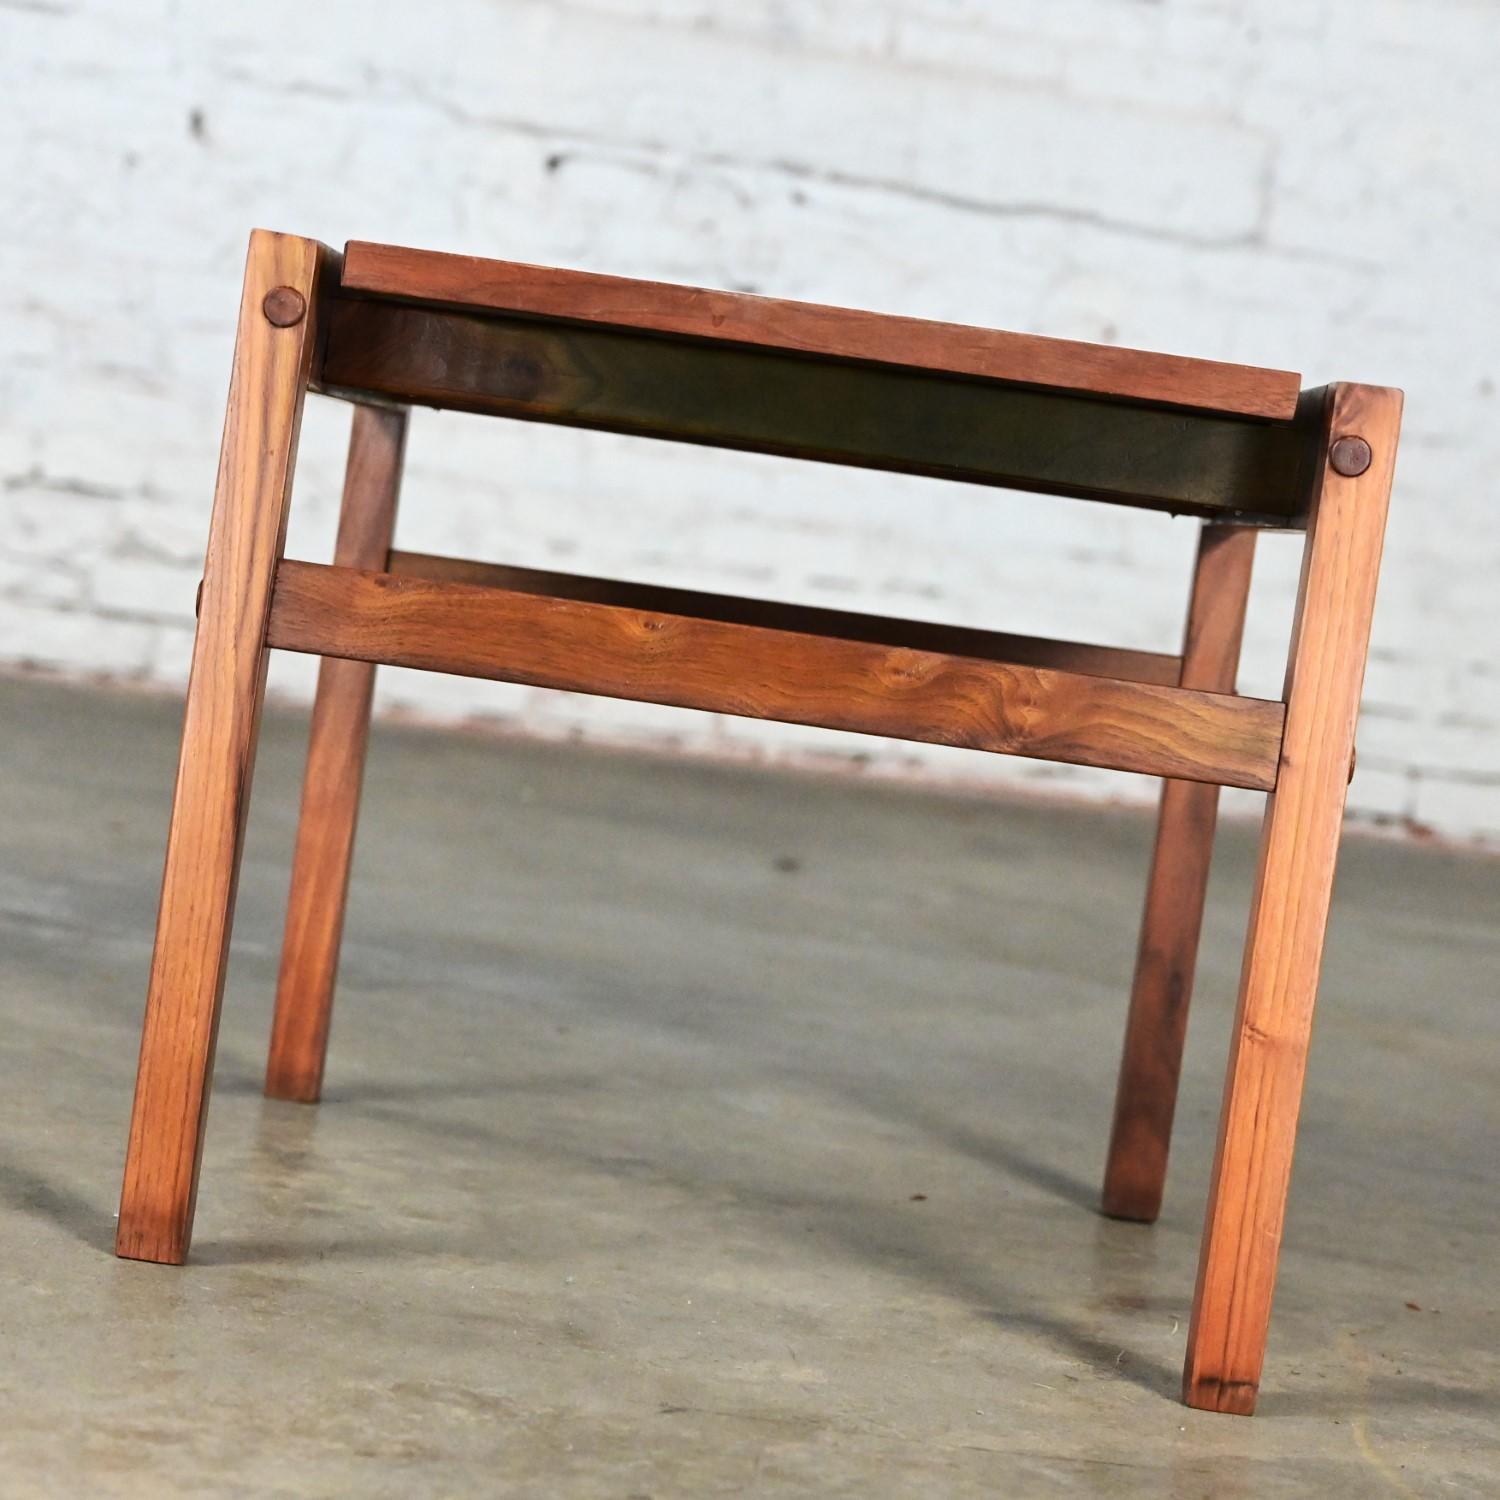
<box><xmin>115</xmin><ymin>230</ymin><xmax>1401</xmax><ymax>1416</ymax></box>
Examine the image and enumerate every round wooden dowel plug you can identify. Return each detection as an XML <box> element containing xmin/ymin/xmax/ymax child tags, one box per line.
<box><xmin>263</xmin><ymin>287</ymin><xmax>307</xmax><ymax>327</ymax></box>
<box><xmin>1329</xmin><ymin>436</ymin><xmax>1372</xmax><ymax>478</ymax></box>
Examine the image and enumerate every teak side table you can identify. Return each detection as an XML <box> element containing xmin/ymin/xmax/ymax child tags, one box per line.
<box><xmin>116</xmin><ymin>230</ymin><xmax>1402</xmax><ymax>1416</ymax></box>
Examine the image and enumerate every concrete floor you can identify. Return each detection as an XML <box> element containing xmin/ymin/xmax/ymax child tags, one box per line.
<box><xmin>0</xmin><ymin>674</ymin><xmax>1496</xmax><ymax>1497</ymax></box>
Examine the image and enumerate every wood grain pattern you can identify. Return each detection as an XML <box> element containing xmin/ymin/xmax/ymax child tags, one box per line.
<box><xmin>342</xmin><ymin>240</ymin><xmax>1300</xmax><ymax>419</ymax></box>
<box><xmin>116</xmin><ymin>230</ymin><xmax>331</xmax><ymax>1265</ymax></box>
<box><xmin>320</xmin><ymin>299</ymin><xmax>1316</xmax><ymax>524</ymax></box>
<box><xmin>265</xmin><ymin>404</ymin><xmax>408</xmax><ymax>1104</ymax></box>
<box><xmin>115</xmin><ymin>231</ymin><xmax>1403</xmax><ymax>1422</ymax></box>
<box><xmin>388</xmin><ymin>550</ymin><xmax>1183</xmax><ymax>687</ymax></box>
<box><xmin>1183</xmin><ymin>383</ymin><xmax>1402</xmax><ymax>1415</ymax></box>
<box><xmin>1102</xmin><ymin>524</ymin><xmax>1257</xmax><ymax>1223</ymax></box>
<box><xmin>266</xmin><ymin>560</ymin><xmax>1286</xmax><ymax>790</ymax></box>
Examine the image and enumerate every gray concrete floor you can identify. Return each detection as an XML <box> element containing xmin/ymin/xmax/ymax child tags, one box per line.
<box><xmin>0</xmin><ymin>674</ymin><xmax>1496</xmax><ymax>1497</ymax></box>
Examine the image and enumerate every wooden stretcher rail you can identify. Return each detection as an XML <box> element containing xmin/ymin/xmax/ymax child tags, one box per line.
<box><xmin>318</xmin><ymin>300</ymin><xmax>1318</xmax><ymax>524</ymax></box>
<box><xmin>266</xmin><ymin>560</ymin><xmax>1284</xmax><ymax>791</ymax></box>
<box><xmin>386</xmin><ymin>551</ymin><xmax>1183</xmax><ymax>686</ymax></box>
<box><xmin>342</xmin><ymin>241</ymin><xmax>1302</xmax><ymax>420</ymax></box>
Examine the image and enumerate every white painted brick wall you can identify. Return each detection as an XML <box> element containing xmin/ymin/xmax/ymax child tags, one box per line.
<box><xmin>3</xmin><ymin>0</ymin><xmax>1498</xmax><ymax>843</ymax></box>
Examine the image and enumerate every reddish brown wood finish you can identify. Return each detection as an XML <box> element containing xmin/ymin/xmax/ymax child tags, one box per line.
<box><xmin>1184</xmin><ymin>384</ymin><xmax>1402</xmax><ymax>1415</ymax></box>
<box><xmin>116</xmin><ymin>230</ymin><xmax>330</xmax><ymax>1265</ymax></box>
<box><xmin>1102</xmin><ymin>524</ymin><xmax>1257</xmax><ymax>1223</ymax></box>
<box><xmin>341</xmin><ymin>241</ymin><xmax>1300</xmax><ymax>420</ymax></box>
<box><xmin>265</xmin><ymin>404</ymin><xmax>408</xmax><ymax>1104</ymax></box>
<box><xmin>387</xmin><ymin>551</ymin><xmax>1183</xmax><ymax>686</ymax></box>
<box><xmin>115</xmin><ymin>232</ymin><xmax>1405</xmax><ymax>1422</ymax></box>
<box><xmin>266</xmin><ymin>561</ymin><xmax>1285</xmax><ymax>791</ymax></box>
